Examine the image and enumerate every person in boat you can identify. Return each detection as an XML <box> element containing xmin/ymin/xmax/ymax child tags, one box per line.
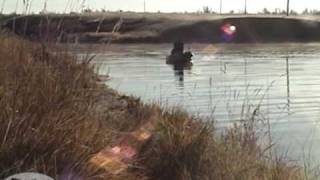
<box><xmin>171</xmin><ymin>41</ymin><xmax>184</xmax><ymax>56</ymax></box>
<box><xmin>168</xmin><ymin>41</ymin><xmax>193</xmax><ymax>63</ymax></box>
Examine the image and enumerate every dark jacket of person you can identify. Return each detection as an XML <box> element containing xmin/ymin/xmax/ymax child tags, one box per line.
<box><xmin>171</xmin><ymin>42</ymin><xmax>184</xmax><ymax>55</ymax></box>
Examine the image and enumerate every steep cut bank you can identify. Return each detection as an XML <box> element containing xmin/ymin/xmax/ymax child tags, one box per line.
<box><xmin>2</xmin><ymin>14</ymin><xmax>320</xmax><ymax>43</ymax></box>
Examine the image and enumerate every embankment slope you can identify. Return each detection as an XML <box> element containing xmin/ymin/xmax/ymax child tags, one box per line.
<box><xmin>3</xmin><ymin>14</ymin><xmax>320</xmax><ymax>43</ymax></box>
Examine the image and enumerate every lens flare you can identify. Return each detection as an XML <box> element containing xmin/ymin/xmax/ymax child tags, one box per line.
<box><xmin>221</xmin><ymin>23</ymin><xmax>237</xmax><ymax>42</ymax></box>
<box><xmin>230</xmin><ymin>25</ymin><xmax>236</xmax><ymax>32</ymax></box>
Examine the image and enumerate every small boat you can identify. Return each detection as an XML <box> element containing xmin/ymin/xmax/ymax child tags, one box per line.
<box><xmin>166</xmin><ymin>51</ymin><xmax>193</xmax><ymax>65</ymax></box>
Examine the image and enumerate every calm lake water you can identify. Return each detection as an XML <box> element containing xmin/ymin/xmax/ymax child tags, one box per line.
<box><xmin>76</xmin><ymin>43</ymin><xmax>320</xmax><ymax>163</ymax></box>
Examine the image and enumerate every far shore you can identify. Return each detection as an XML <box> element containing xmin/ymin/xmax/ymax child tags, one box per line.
<box><xmin>2</xmin><ymin>13</ymin><xmax>320</xmax><ymax>43</ymax></box>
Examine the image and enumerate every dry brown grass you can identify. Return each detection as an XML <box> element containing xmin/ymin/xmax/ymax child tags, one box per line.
<box><xmin>0</xmin><ymin>32</ymin><xmax>149</xmax><ymax>179</ymax></box>
<box><xmin>137</xmin><ymin>107</ymin><xmax>305</xmax><ymax>180</ymax></box>
<box><xmin>0</xmin><ymin>32</ymin><xmax>106</xmax><ymax>179</ymax></box>
<box><xmin>0</xmin><ymin>32</ymin><xmax>308</xmax><ymax>180</ymax></box>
